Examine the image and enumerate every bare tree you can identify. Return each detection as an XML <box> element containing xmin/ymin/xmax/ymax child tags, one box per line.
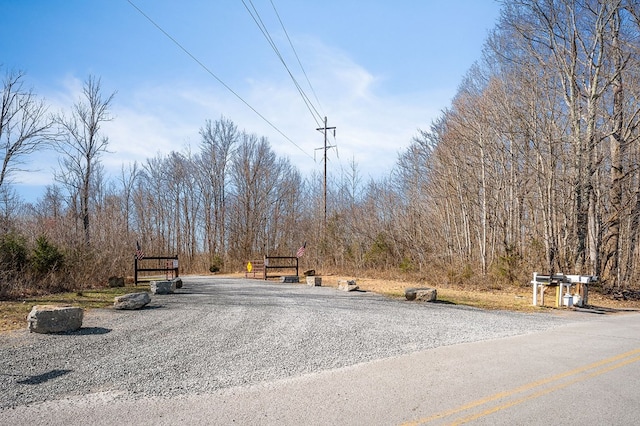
<box><xmin>603</xmin><ymin>7</ymin><xmax>625</xmax><ymax>289</ymax></box>
<box><xmin>118</xmin><ymin>161</ymin><xmax>139</xmax><ymax>237</ymax></box>
<box><xmin>0</xmin><ymin>69</ymin><xmax>52</xmax><ymax>189</ymax></box>
<box><xmin>196</xmin><ymin>117</ymin><xmax>237</xmax><ymax>263</ymax></box>
<box><xmin>229</xmin><ymin>133</ymin><xmax>276</xmax><ymax>260</ymax></box>
<box><xmin>136</xmin><ymin>154</ymin><xmax>173</xmax><ymax>254</ymax></box>
<box><xmin>55</xmin><ymin>76</ymin><xmax>115</xmax><ymax>246</ymax></box>
<box><xmin>228</xmin><ymin>132</ymin><xmax>301</xmax><ymax>262</ymax></box>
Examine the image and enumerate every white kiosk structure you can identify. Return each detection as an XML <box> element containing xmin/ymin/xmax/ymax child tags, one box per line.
<box><xmin>531</xmin><ymin>273</ymin><xmax>597</xmax><ymax>307</ymax></box>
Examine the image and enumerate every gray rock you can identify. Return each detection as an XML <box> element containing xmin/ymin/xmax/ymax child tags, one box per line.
<box><xmin>306</xmin><ymin>276</ymin><xmax>322</xmax><ymax>286</ymax></box>
<box><xmin>114</xmin><ymin>292</ymin><xmax>151</xmax><ymax>310</ymax></box>
<box><xmin>27</xmin><ymin>305</ymin><xmax>83</xmax><ymax>334</ymax></box>
<box><xmin>405</xmin><ymin>287</ymin><xmax>437</xmax><ymax>302</ymax></box>
<box><xmin>150</xmin><ymin>280</ymin><xmax>175</xmax><ymax>295</ymax></box>
<box><xmin>338</xmin><ymin>279</ymin><xmax>359</xmax><ymax>292</ymax></box>
<box><xmin>280</xmin><ymin>276</ymin><xmax>299</xmax><ymax>283</ymax></box>
<box><xmin>172</xmin><ymin>277</ymin><xmax>183</xmax><ymax>289</ymax></box>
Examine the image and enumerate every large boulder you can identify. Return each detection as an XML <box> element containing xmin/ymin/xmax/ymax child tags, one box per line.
<box><xmin>27</xmin><ymin>305</ymin><xmax>83</xmax><ymax>334</ymax></box>
<box><xmin>280</xmin><ymin>276</ymin><xmax>299</xmax><ymax>283</ymax></box>
<box><xmin>150</xmin><ymin>280</ymin><xmax>175</xmax><ymax>295</ymax></box>
<box><xmin>338</xmin><ymin>279</ymin><xmax>359</xmax><ymax>292</ymax></box>
<box><xmin>405</xmin><ymin>287</ymin><xmax>437</xmax><ymax>302</ymax></box>
<box><xmin>114</xmin><ymin>292</ymin><xmax>151</xmax><ymax>310</ymax></box>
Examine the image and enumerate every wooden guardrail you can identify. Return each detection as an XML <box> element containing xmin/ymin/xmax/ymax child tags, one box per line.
<box><xmin>245</xmin><ymin>255</ymin><xmax>299</xmax><ymax>280</ymax></box>
<box><xmin>264</xmin><ymin>255</ymin><xmax>299</xmax><ymax>279</ymax></box>
<box><xmin>134</xmin><ymin>255</ymin><xmax>179</xmax><ymax>285</ymax></box>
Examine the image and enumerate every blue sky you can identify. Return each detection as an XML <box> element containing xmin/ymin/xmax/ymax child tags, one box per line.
<box><xmin>1</xmin><ymin>0</ymin><xmax>501</xmax><ymax>201</ymax></box>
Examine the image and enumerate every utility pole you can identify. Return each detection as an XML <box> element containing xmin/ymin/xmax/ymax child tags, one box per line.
<box><xmin>316</xmin><ymin>116</ymin><xmax>336</xmax><ymax>227</ymax></box>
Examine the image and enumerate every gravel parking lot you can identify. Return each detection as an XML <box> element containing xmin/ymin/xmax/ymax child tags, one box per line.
<box><xmin>0</xmin><ymin>276</ymin><xmax>572</xmax><ymax>409</ymax></box>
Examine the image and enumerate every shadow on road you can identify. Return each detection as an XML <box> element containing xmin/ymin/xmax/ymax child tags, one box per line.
<box><xmin>16</xmin><ymin>369</ymin><xmax>72</xmax><ymax>385</ymax></box>
<box><xmin>574</xmin><ymin>305</ymin><xmax>639</xmax><ymax>315</ymax></box>
<box><xmin>64</xmin><ymin>327</ymin><xmax>112</xmax><ymax>335</ymax></box>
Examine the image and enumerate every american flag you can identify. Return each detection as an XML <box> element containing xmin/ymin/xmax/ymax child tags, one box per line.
<box><xmin>296</xmin><ymin>241</ymin><xmax>306</xmax><ymax>258</ymax></box>
<box><xmin>135</xmin><ymin>241</ymin><xmax>145</xmax><ymax>260</ymax></box>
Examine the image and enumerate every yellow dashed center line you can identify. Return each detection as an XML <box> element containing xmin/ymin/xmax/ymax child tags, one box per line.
<box><xmin>402</xmin><ymin>347</ymin><xmax>640</xmax><ymax>426</ymax></box>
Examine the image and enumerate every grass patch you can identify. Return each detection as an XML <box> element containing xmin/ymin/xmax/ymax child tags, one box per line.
<box><xmin>0</xmin><ymin>284</ymin><xmax>150</xmax><ymax>333</ymax></box>
<box><xmin>435</xmin><ymin>288</ymin><xmax>539</xmax><ymax>312</ymax></box>
<box><xmin>324</xmin><ymin>275</ymin><xmax>564</xmax><ymax>312</ymax></box>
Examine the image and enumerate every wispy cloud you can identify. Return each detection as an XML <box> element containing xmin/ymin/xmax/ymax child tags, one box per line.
<box><xmin>14</xmin><ymin>37</ymin><xmax>450</xmax><ymax>198</ymax></box>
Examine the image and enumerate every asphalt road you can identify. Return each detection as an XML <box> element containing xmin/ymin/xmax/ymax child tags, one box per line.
<box><xmin>1</xmin><ymin>276</ymin><xmax>639</xmax><ymax>425</ymax></box>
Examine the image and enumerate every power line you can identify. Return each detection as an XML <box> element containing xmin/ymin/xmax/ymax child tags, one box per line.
<box><xmin>243</xmin><ymin>0</ymin><xmax>322</xmax><ymax>124</ymax></box>
<box><xmin>268</xmin><ymin>0</ymin><xmax>324</xmax><ymax>118</ymax></box>
<box><xmin>241</xmin><ymin>0</ymin><xmax>323</xmax><ymax>127</ymax></box>
<box><xmin>241</xmin><ymin>0</ymin><xmax>344</xmax><ymax>199</ymax></box>
<box><xmin>243</xmin><ymin>0</ymin><xmax>343</xmax><ymax>206</ymax></box>
<box><xmin>126</xmin><ymin>0</ymin><xmax>314</xmax><ymax>160</ymax></box>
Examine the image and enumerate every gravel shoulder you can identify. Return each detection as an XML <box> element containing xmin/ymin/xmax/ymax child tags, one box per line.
<box><xmin>0</xmin><ymin>276</ymin><xmax>578</xmax><ymax>410</ymax></box>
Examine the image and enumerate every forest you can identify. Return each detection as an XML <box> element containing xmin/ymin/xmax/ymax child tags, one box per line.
<box><xmin>2</xmin><ymin>0</ymin><xmax>640</xmax><ymax>298</ymax></box>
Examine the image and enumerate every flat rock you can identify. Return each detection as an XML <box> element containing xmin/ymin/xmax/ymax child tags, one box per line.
<box><xmin>338</xmin><ymin>279</ymin><xmax>359</xmax><ymax>292</ymax></box>
<box><xmin>280</xmin><ymin>276</ymin><xmax>299</xmax><ymax>283</ymax></box>
<box><xmin>27</xmin><ymin>305</ymin><xmax>83</xmax><ymax>334</ymax></box>
<box><xmin>405</xmin><ymin>287</ymin><xmax>437</xmax><ymax>302</ymax></box>
<box><xmin>114</xmin><ymin>292</ymin><xmax>151</xmax><ymax>310</ymax></box>
<box><xmin>150</xmin><ymin>280</ymin><xmax>175</xmax><ymax>294</ymax></box>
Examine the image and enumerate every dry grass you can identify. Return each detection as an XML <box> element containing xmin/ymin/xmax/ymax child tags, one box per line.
<box><xmin>319</xmin><ymin>274</ymin><xmax>640</xmax><ymax>312</ymax></box>
<box><xmin>320</xmin><ymin>275</ymin><xmax>538</xmax><ymax>311</ymax></box>
<box><xmin>0</xmin><ymin>284</ymin><xmax>149</xmax><ymax>333</ymax></box>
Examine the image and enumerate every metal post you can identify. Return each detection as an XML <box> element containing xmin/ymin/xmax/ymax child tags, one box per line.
<box><xmin>263</xmin><ymin>254</ymin><xmax>267</xmax><ymax>280</ymax></box>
